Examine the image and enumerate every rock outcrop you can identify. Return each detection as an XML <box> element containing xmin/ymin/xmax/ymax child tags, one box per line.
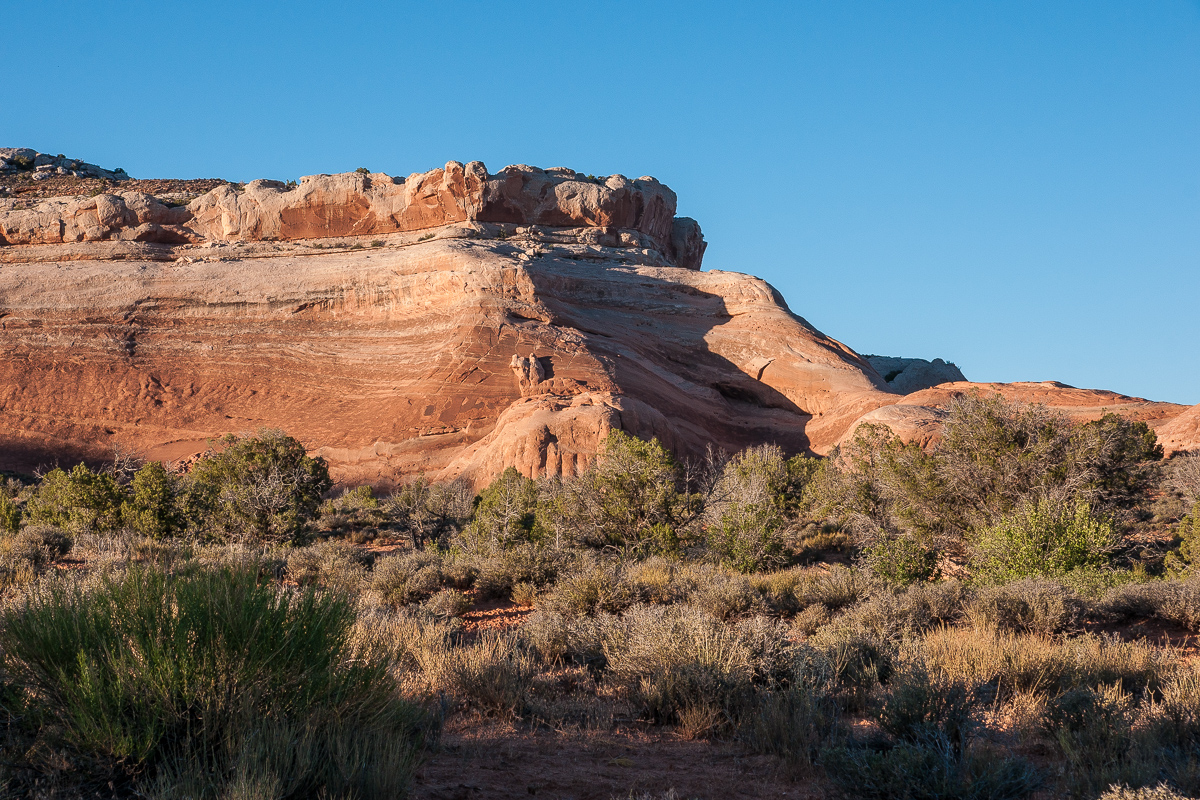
<box><xmin>0</xmin><ymin>156</ymin><xmax>1190</xmax><ymax>486</ymax></box>
<box><xmin>0</xmin><ymin>162</ymin><xmax>706</xmax><ymax>270</ymax></box>
<box><xmin>1157</xmin><ymin>404</ymin><xmax>1200</xmax><ymax>456</ymax></box>
<box><xmin>864</xmin><ymin>355</ymin><xmax>966</xmax><ymax>395</ymax></box>
<box><xmin>0</xmin><ymin>148</ymin><xmax>129</xmax><ymax>182</ymax></box>
<box><xmin>836</xmin><ymin>381</ymin><xmax>1186</xmax><ymax>450</ymax></box>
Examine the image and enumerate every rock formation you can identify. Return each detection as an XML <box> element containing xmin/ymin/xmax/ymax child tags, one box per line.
<box><xmin>0</xmin><ymin>147</ymin><xmax>129</xmax><ymax>183</ymax></box>
<box><xmin>1157</xmin><ymin>404</ymin><xmax>1200</xmax><ymax>456</ymax></box>
<box><xmin>864</xmin><ymin>355</ymin><xmax>966</xmax><ymax>395</ymax></box>
<box><xmin>836</xmin><ymin>381</ymin><xmax>1186</xmax><ymax>450</ymax></box>
<box><xmin>0</xmin><ymin>156</ymin><xmax>1191</xmax><ymax>486</ymax></box>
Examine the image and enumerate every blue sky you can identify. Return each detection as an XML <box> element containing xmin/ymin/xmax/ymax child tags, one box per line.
<box><xmin>4</xmin><ymin>1</ymin><xmax>1198</xmax><ymax>403</ymax></box>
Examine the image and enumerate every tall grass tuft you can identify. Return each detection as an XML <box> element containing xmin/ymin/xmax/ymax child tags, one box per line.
<box><xmin>0</xmin><ymin>564</ymin><xmax>426</xmax><ymax>797</ymax></box>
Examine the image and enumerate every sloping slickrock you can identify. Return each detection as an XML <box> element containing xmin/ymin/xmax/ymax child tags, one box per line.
<box><xmin>0</xmin><ymin>158</ymin><xmax>1190</xmax><ymax>485</ymax></box>
<box><xmin>0</xmin><ymin>194</ymin><xmax>885</xmax><ymax>486</ymax></box>
<box><xmin>836</xmin><ymin>381</ymin><xmax>1187</xmax><ymax>450</ymax></box>
<box><xmin>1156</xmin><ymin>404</ymin><xmax>1200</xmax><ymax>456</ymax></box>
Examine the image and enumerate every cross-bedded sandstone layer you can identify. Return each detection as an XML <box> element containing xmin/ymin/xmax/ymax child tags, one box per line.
<box><xmin>0</xmin><ymin>160</ymin><xmax>1194</xmax><ymax>486</ymax></box>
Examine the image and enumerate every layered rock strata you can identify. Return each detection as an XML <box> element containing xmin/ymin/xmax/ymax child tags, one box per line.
<box><xmin>0</xmin><ymin>158</ymin><xmax>1192</xmax><ymax>487</ymax></box>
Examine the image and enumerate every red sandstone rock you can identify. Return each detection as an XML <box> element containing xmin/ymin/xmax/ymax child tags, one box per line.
<box><xmin>0</xmin><ymin>160</ymin><xmax>1190</xmax><ymax>485</ymax></box>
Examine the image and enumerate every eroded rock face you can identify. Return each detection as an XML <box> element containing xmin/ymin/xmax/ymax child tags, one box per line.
<box><xmin>0</xmin><ymin>162</ymin><xmax>703</xmax><ymax>269</ymax></box>
<box><xmin>0</xmin><ymin>210</ymin><xmax>886</xmax><ymax>486</ymax></box>
<box><xmin>0</xmin><ymin>158</ymin><xmax>1190</xmax><ymax>485</ymax></box>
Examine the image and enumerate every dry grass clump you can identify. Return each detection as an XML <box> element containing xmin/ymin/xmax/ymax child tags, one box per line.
<box><xmin>1100</xmin><ymin>578</ymin><xmax>1200</xmax><ymax>630</ymax></box>
<box><xmin>966</xmin><ymin>578</ymin><xmax>1085</xmax><ymax>636</ymax></box>
<box><xmin>287</xmin><ymin>538</ymin><xmax>369</xmax><ymax>594</ymax></box>
<box><xmin>370</xmin><ymin>549</ymin><xmax>446</xmax><ymax>605</ymax></box>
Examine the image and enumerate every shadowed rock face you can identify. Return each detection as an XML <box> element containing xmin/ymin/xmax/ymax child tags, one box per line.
<box><xmin>0</xmin><ymin>159</ymin><xmax>1191</xmax><ymax>485</ymax></box>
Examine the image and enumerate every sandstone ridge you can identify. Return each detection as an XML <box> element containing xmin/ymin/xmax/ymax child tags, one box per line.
<box><xmin>0</xmin><ymin>156</ymin><xmax>1192</xmax><ymax>487</ymax></box>
<box><xmin>0</xmin><ymin>161</ymin><xmax>706</xmax><ymax>270</ymax></box>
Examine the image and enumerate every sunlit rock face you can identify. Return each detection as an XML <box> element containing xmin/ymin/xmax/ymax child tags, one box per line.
<box><xmin>0</xmin><ymin>159</ymin><xmax>1190</xmax><ymax>486</ymax></box>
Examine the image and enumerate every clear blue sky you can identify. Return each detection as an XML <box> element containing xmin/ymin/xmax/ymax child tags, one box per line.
<box><xmin>4</xmin><ymin>1</ymin><xmax>1198</xmax><ymax>403</ymax></box>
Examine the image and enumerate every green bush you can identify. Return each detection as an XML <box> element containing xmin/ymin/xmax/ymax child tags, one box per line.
<box><xmin>455</xmin><ymin>467</ymin><xmax>538</xmax><ymax>554</ymax></box>
<box><xmin>704</xmin><ymin>445</ymin><xmax>814</xmax><ymax>572</ymax></box>
<box><xmin>371</xmin><ymin>549</ymin><xmax>445</xmax><ymax>605</ymax></box>
<box><xmin>973</xmin><ymin>497</ymin><xmax>1118</xmax><ymax>583</ymax></box>
<box><xmin>121</xmin><ymin>461</ymin><xmax>183</xmax><ymax>539</ymax></box>
<box><xmin>25</xmin><ymin>463</ymin><xmax>124</xmax><ymax>534</ymax></box>
<box><xmin>1166</xmin><ymin>502</ymin><xmax>1200</xmax><ymax>574</ymax></box>
<box><xmin>0</xmin><ymin>564</ymin><xmax>425</xmax><ymax>796</ymax></box>
<box><xmin>185</xmin><ymin>430</ymin><xmax>332</xmax><ymax>542</ymax></box>
<box><xmin>536</xmin><ymin>431</ymin><xmax>690</xmax><ymax>553</ymax></box>
<box><xmin>863</xmin><ymin>534</ymin><xmax>939</xmax><ymax>585</ymax></box>
<box><xmin>0</xmin><ymin>491</ymin><xmax>20</xmax><ymax>534</ymax></box>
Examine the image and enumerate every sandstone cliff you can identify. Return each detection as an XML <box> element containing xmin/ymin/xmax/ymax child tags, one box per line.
<box><xmin>0</xmin><ymin>158</ymin><xmax>1192</xmax><ymax>486</ymax></box>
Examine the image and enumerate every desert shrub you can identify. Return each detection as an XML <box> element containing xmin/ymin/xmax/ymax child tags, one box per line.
<box><xmin>0</xmin><ymin>490</ymin><xmax>20</xmax><ymax>534</ymax></box>
<box><xmin>521</xmin><ymin>608</ymin><xmax>620</xmax><ymax>667</ymax></box>
<box><xmin>863</xmin><ymin>533</ymin><xmax>939</xmax><ymax>585</ymax></box>
<box><xmin>427</xmin><ymin>630</ymin><xmax>537</xmax><ymax>717</ymax></box>
<box><xmin>536</xmin><ymin>431</ymin><xmax>691</xmax><ymax>553</ymax></box>
<box><xmin>703</xmin><ymin>445</ymin><xmax>814</xmax><ymax>572</ymax></box>
<box><xmin>812</xmin><ymin>398</ymin><xmax>1162</xmax><ymax>568</ymax></box>
<box><xmin>1045</xmin><ymin>683</ymin><xmax>1153</xmax><ymax>797</ymax></box>
<box><xmin>967</xmin><ymin>579</ymin><xmax>1084</xmax><ymax>637</ymax></box>
<box><xmin>120</xmin><ymin>461</ymin><xmax>183</xmax><ymax>539</ymax></box>
<box><xmin>541</xmin><ymin>558</ymin><xmax>636</xmax><ymax>617</ymax></box>
<box><xmin>743</xmin><ymin>683</ymin><xmax>839</xmax><ymax>771</ymax></box>
<box><xmin>471</xmin><ymin>542</ymin><xmax>565</xmax><ymax>599</ymax></box>
<box><xmin>286</xmin><ymin>538</ymin><xmax>369</xmax><ymax>594</ymax></box>
<box><xmin>370</xmin><ymin>549</ymin><xmax>446</xmax><ymax>605</ymax></box>
<box><xmin>317</xmin><ymin>484</ymin><xmax>385</xmax><ymax>540</ymax></box>
<box><xmin>455</xmin><ymin>467</ymin><xmax>538</xmax><ymax>553</ymax></box>
<box><xmin>25</xmin><ymin>463</ymin><xmax>124</xmax><ymax>534</ymax></box>
<box><xmin>793</xmin><ymin>603</ymin><xmax>832</xmax><ymax>635</ymax></box>
<box><xmin>973</xmin><ymin>497</ymin><xmax>1118</xmax><ymax>583</ymax></box>
<box><xmin>602</xmin><ymin>605</ymin><xmax>765</xmax><ymax>729</ymax></box>
<box><xmin>794</xmin><ymin>564</ymin><xmax>869</xmax><ymax>612</ymax></box>
<box><xmin>0</xmin><ymin>564</ymin><xmax>425</xmax><ymax>796</ymax></box>
<box><xmin>1164</xmin><ymin>453</ymin><xmax>1200</xmax><ymax>506</ymax></box>
<box><xmin>0</xmin><ymin>525</ymin><xmax>70</xmax><ymax>586</ymax></box>
<box><xmin>821</xmin><ymin>732</ymin><xmax>1040</xmax><ymax>800</ymax></box>
<box><xmin>1166</xmin><ymin>503</ymin><xmax>1200</xmax><ymax>574</ymax></box>
<box><xmin>1099</xmin><ymin>578</ymin><xmax>1200</xmax><ymax>630</ymax></box>
<box><xmin>898</xmin><ymin>579</ymin><xmax>970</xmax><ymax>631</ymax></box>
<box><xmin>185</xmin><ymin>430</ymin><xmax>332</xmax><ymax>543</ymax></box>
<box><xmin>879</xmin><ymin>665</ymin><xmax>977</xmax><ymax>757</ymax></box>
<box><xmin>810</xmin><ymin>615</ymin><xmax>896</xmax><ymax>710</ymax></box>
<box><xmin>624</xmin><ymin>555</ymin><xmax>688</xmax><ymax>605</ymax></box>
<box><xmin>423</xmin><ymin>588</ymin><xmax>472</xmax><ymax>619</ymax></box>
<box><xmin>385</xmin><ymin>477</ymin><xmax>472</xmax><ymax>549</ymax></box>
<box><xmin>689</xmin><ymin>570</ymin><xmax>762</xmax><ymax>620</ymax></box>
<box><xmin>918</xmin><ymin>627</ymin><xmax>1169</xmax><ymax>701</ymax></box>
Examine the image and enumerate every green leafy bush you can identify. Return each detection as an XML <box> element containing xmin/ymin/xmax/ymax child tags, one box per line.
<box><xmin>973</xmin><ymin>497</ymin><xmax>1118</xmax><ymax>583</ymax></box>
<box><xmin>25</xmin><ymin>463</ymin><xmax>124</xmax><ymax>534</ymax></box>
<box><xmin>536</xmin><ymin>431</ymin><xmax>690</xmax><ymax>553</ymax></box>
<box><xmin>455</xmin><ymin>467</ymin><xmax>538</xmax><ymax>554</ymax></box>
<box><xmin>121</xmin><ymin>461</ymin><xmax>183</xmax><ymax>539</ymax></box>
<box><xmin>185</xmin><ymin>430</ymin><xmax>332</xmax><ymax>542</ymax></box>
<box><xmin>704</xmin><ymin>445</ymin><xmax>815</xmax><ymax>572</ymax></box>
